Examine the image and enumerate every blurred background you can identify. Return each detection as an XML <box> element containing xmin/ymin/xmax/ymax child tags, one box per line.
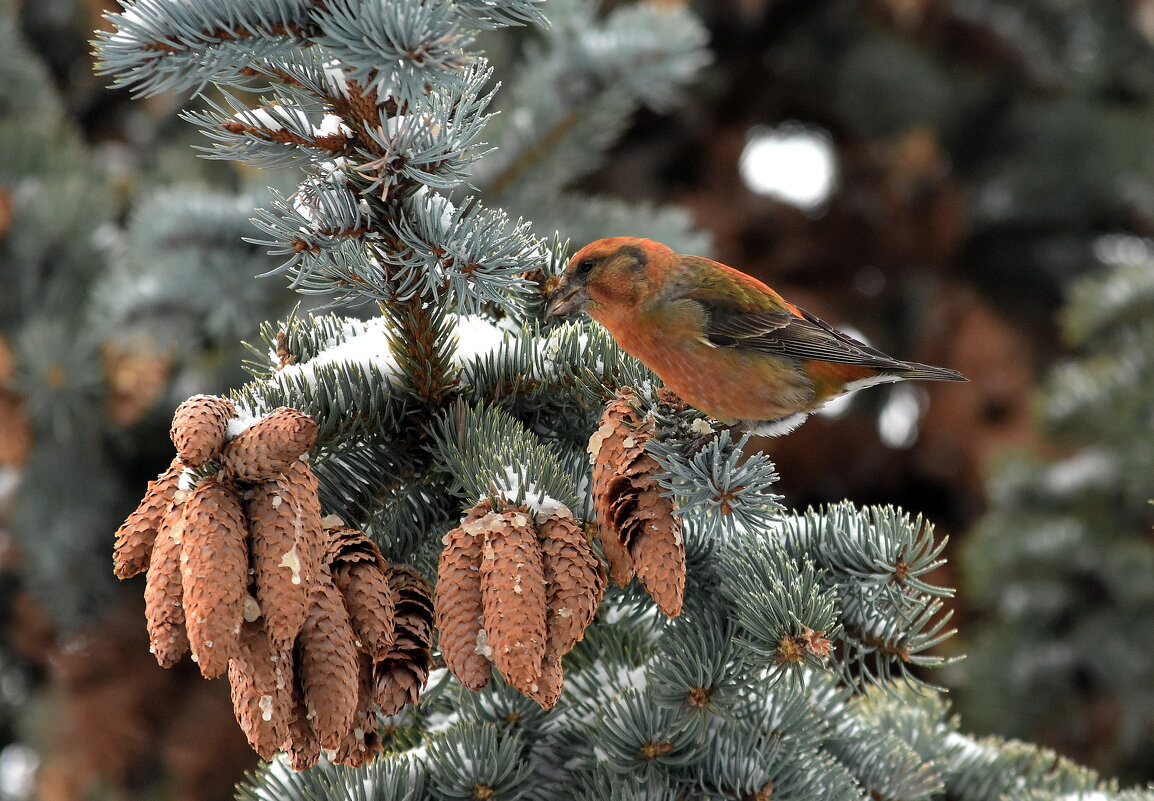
<box><xmin>2</xmin><ymin>0</ymin><xmax>1154</xmax><ymax>797</ymax></box>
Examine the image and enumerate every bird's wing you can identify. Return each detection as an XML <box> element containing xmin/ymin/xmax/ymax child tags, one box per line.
<box><xmin>694</xmin><ymin>297</ymin><xmax>914</xmax><ymax>371</ymax></box>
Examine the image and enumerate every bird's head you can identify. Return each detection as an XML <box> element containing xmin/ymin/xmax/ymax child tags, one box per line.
<box><xmin>544</xmin><ymin>237</ymin><xmax>671</xmax><ymax>319</ymax></box>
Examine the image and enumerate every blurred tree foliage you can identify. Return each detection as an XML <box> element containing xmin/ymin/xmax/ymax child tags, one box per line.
<box><xmin>0</xmin><ymin>0</ymin><xmax>295</xmax><ymax>797</ymax></box>
<box><xmin>957</xmin><ymin>249</ymin><xmax>1154</xmax><ymax>782</ymax></box>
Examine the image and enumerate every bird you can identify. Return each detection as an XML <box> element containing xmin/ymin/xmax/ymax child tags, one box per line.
<box><xmin>544</xmin><ymin>237</ymin><xmax>966</xmax><ymax>437</ymax></box>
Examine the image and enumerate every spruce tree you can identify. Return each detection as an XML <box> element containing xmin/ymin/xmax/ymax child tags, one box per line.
<box><xmin>88</xmin><ymin>1</ymin><xmax>1154</xmax><ymax>799</ymax></box>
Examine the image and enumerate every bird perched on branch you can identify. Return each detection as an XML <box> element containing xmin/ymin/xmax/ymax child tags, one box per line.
<box><xmin>544</xmin><ymin>237</ymin><xmax>965</xmax><ymax>436</ymax></box>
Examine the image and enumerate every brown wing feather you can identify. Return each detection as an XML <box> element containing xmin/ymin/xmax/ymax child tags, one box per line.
<box><xmin>701</xmin><ymin>302</ymin><xmax>965</xmax><ymax>380</ymax></box>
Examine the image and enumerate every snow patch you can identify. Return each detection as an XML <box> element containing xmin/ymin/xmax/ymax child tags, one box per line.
<box><xmin>177</xmin><ymin>469</ymin><xmax>197</xmax><ymax>492</ymax></box>
<box><xmin>226</xmin><ymin>408</ymin><xmax>261</xmax><ymax>439</ymax></box>
<box><xmin>314</xmin><ymin>113</ymin><xmax>353</xmax><ymax>139</ymax></box>
<box><xmin>534</xmin><ymin>323</ymin><xmax>590</xmax><ymax>380</ymax></box>
<box><xmin>491</xmin><ymin>465</ymin><xmax>571</xmax><ymax>519</ymax></box>
<box><xmin>453</xmin><ymin>314</ymin><xmax>511</xmax><ymax>365</ymax></box>
<box><xmin>275</xmin><ymin>316</ymin><xmax>401</xmax><ymax>391</ymax></box>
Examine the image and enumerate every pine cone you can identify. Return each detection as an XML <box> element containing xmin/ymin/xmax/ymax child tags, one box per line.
<box><xmin>326</xmin><ymin>525</ymin><xmax>397</xmax><ymax>659</ymax></box>
<box><xmin>628</xmin><ymin>489</ymin><xmax>685</xmax><ymax>618</ymax></box>
<box><xmin>374</xmin><ymin>565</ymin><xmax>433</xmax><ymax>716</ymax></box>
<box><xmin>143</xmin><ymin>501</ymin><xmax>189</xmax><ymax>668</ymax></box>
<box><xmin>170</xmin><ymin>394</ymin><xmax>237</xmax><ymax>468</ymax></box>
<box><xmin>245</xmin><ymin>475</ymin><xmax>323</xmax><ymax>648</ymax></box>
<box><xmin>285</xmin><ymin>691</ymin><xmax>321</xmax><ymax>771</ymax></box>
<box><xmin>0</xmin><ymin>337</ymin><xmax>31</xmax><ymax>467</ymax></box>
<box><xmin>179</xmin><ymin>475</ymin><xmax>249</xmax><ymax>678</ymax></box>
<box><xmin>590</xmin><ymin>392</ymin><xmax>685</xmax><ymax>617</ymax></box>
<box><xmin>296</xmin><ymin>567</ymin><xmax>361</xmax><ymax>752</ymax></box>
<box><xmin>227</xmin><ymin>622</ymin><xmax>294</xmax><ymax>760</ymax></box>
<box><xmin>590</xmin><ymin>395</ymin><xmax>650</xmax><ymax>585</ymax></box>
<box><xmin>103</xmin><ymin>339</ymin><xmax>173</xmax><ymax>427</ymax></box>
<box><xmin>0</xmin><ymin>387</ymin><xmax>31</xmax><ymax>468</ymax></box>
<box><xmin>220</xmin><ymin>407</ymin><xmax>317</xmax><ymax>482</ymax></box>
<box><xmin>435</xmin><ymin>502</ymin><xmax>493</xmax><ymax>691</ymax></box>
<box><xmin>480</xmin><ymin>509</ymin><xmax>547</xmax><ymax>697</ymax></box>
<box><xmin>332</xmin><ymin>653</ymin><xmax>382</xmax><ymax>768</ymax></box>
<box><xmin>114</xmin><ymin>457</ymin><xmax>182</xmax><ymax>579</ymax></box>
<box><xmin>538</xmin><ymin>511</ymin><xmax>605</xmax><ymax>658</ymax></box>
<box><xmin>526</xmin><ymin>652</ymin><xmax>564</xmax><ymax>710</ymax></box>
<box><xmin>283</xmin><ymin>458</ymin><xmax>329</xmax><ymax>576</ymax></box>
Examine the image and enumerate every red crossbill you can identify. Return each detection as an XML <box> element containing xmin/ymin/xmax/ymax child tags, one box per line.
<box><xmin>544</xmin><ymin>237</ymin><xmax>965</xmax><ymax>435</ymax></box>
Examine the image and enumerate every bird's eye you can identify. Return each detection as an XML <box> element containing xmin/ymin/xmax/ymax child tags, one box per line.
<box><xmin>577</xmin><ymin>258</ymin><xmax>596</xmax><ymax>275</ymax></box>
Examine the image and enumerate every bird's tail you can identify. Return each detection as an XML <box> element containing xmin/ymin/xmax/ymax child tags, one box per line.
<box><xmin>895</xmin><ymin>361</ymin><xmax>967</xmax><ymax>382</ymax></box>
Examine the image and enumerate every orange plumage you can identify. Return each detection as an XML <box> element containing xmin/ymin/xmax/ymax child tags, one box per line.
<box><xmin>544</xmin><ymin>237</ymin><xmax>965</xmax><ymax>435</ymax></box>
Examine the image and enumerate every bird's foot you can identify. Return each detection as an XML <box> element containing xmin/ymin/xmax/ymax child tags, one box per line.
<box><xmin>684</xmin><ymin>423</ymin><xmax>740</xmax><ymax>456</ymax></box>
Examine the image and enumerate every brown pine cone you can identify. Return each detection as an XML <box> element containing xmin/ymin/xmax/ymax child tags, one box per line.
<box><xmin>372</xmin><ymin>654</ymin><xmax>424</xmax><ymax>718</ymax></box>
<box><xmin>435</xmin><ymin>502</ymin><xmax>493</xmax><ymax>691</ymax></box>
<box><xmin>170</xmin><ymin>394</ymin><xmax>237</xmax><ymax>467</ymax></box>
<box><xmin>590</xmin><ymin>392</ymin><xmax>685</xmax><ymax>617</ymax></box>
<box><xmin>227</xmin><ymin>622</ymin><xmax>294</xmax><ymax>760</ymax></box>
<box><xmin>283</xmin><ymin>458</ymin><xmax>329</xmax><ymax>579</ymax></box>
<box><xmin>526</xmin><ymin>651</ymin><xmax>564</xmax><ymax>710</ymax></box>
<box><xmin>245</xmin><ymin>476</ymin><xmax>321</xmax><ymax>648</ymax></box>
<box><xmin>332</xmin><ymin>653</ymin><xmax>383</xmax><ymax>767</ymax></box>
<box><xmin>220</xmin><ymin>407</ymin><xmax>317</xmax><ymax>482</ymax></box>
<box><xmin>480</xmin><ymin>509</ymin><xmax>547</xmax><ymax>697</ymax></box>
<box><xmin>590</xmin><ymin>394</ymin><xmax>652</xmax><ymax>585</ymax></box>
<box><xmin>114</xmin><ymin>457</ymin><xmax>182</xmax><ymax>579</ymax></box>
<box><xmin>296</xmin><ymin>568</ymin><xmax>361</xmax><ymax>752</ymax></box>
<box><xmin>538</xmin><ymin>511</ymin><xmax>605</xmax><ymax>658</ymax></box>
<box><xmin>326</xmin><ymin>525</ymin><xmax>397</xmax><ymax>659</ymax></box>
<box><xmin>179</xmin><ymin>475</ymin><xmax>249</xmax><ymax>678</ymax></box>
<box><xmin>374</xmin><ymin>566</ymin><xmax>433</xmax><ymax>716</ymax></box>
<box><xmin>628</xmin><ymin>488</ymin><xmax>685</xmax><ymax>618</ymax></box>
<box><xmin>0</xmin><ymin>388</ymin><xmax>31</xmax><ymax>468</ymax></box>
<box><xmin>143</xmin><ymin>501</ymin><xmax>190</xmax><ymax>668</ymax></box>
<box><xmin>285</xmin><ymin>690</ymin><xmax>321</xmax><ymax>771</ymax></box>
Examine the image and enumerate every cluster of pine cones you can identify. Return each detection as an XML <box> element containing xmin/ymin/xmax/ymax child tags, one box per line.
<box><xmin>113</xmin><ymin>387</ymin><xmax>688</xmax><ymax>764</ymax></box>
<box><xmin>433</xmin><ymin>388</ymin><xmax>688</xmax><ymax>708</ymax></box>
<box><xmin>112</xmin><ymin>396</ymin><xmax>432</xmax><ymax>769</ymax></box>
<box><xmin>435</xmin><ymin>499</ymin><xmax>605</xmax><ymax>710</ymax></box>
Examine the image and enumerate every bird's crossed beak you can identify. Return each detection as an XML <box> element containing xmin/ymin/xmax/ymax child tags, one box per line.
<box><xmin>543</xmin><ymin>276</ymin><xmax>589</xmax><ymax>318</ymax></box>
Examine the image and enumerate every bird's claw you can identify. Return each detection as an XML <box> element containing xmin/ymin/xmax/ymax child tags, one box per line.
<box><xmin>684</xmin><ymin>423</ymin><xmax>740</xmax><ymax>456</ymax></box>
